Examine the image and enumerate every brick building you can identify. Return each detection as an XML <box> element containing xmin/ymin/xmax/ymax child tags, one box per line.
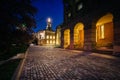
<box><xmin>61</xmin><ymin>0</ymin><xmax>120</xmax><ymax>54</ymax></box>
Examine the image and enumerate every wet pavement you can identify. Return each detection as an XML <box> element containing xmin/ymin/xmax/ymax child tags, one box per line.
<box><xmin>20</xmin><ymin>45</ymin><xmax>120</xmax><ymax>80</ymax></box>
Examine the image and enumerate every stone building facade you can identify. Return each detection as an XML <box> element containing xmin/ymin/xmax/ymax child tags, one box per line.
<box><xmin>36</xmin><ymin>30</ymin><xmax>55</xmax><ymax>46</ymax></box>
<box><xmin>55</xmin><ymin>25</ymin><xmax>61</xmax><ymax>47</ymax></box>
<box><xmin>36</xmin><ymin>18</ymin><xmax>55</xmax><ymax>46</ymax></box>
<box><xmin>61</xmin><ymin>0</ymin><xmax>120</xmax><ymax>54</ymax></box>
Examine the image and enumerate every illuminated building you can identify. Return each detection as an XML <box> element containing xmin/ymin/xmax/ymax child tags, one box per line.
<box><xmin>55</xmin><ymin>25</ymin><xmax>61</xmax><ymax>47</ymax></box>
<box><xmin>36</xmin><ymin>18</ymin><xmax>55</xmax><ymax>46</ymax></box>
<box><xmin>61</xmin><ymin>0</ymin><xmax>120</xmax><ymax>54</ymax></box>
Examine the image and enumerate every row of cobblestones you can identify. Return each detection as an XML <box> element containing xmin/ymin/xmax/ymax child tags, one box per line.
<box><xmin>20</xmin><ymin>46</ymin><xmax>120</xmax><ymax>80</ymax></box>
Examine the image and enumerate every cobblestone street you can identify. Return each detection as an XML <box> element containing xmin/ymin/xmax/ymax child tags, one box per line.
<box><xmin>20</xmin><ymin>45</ymin><xmax>120</xmax><ymax>80</ymax></box>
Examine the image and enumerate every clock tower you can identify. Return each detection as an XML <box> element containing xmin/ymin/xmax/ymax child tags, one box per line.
<box><xmin>46</xmin><ymin>18</ymin><xmax>52</xmax><ymax>31</ymax></box>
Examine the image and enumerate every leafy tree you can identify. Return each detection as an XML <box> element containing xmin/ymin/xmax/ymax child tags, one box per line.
<box><xmin>0</xmin><ymin>0</ymin><xmax>37</xmax><ymax>57</ymax></box>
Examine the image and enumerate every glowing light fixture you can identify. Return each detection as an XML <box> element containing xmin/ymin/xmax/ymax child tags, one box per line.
<box><xmin>47</xmin><ymin>18</ymin><xmax>51</xmax><ymax>22</ymax></box>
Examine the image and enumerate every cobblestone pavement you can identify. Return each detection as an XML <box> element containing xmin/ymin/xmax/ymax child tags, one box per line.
<box><xmin>20</xmin><ymin>45</ymin><xmax>120</xmax><ymax>80</ymax></box>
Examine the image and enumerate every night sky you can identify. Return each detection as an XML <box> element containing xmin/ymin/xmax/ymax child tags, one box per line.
<box><xmin>32</xmin><ymin>0</ymin><xmax>64</xmax><ymax>32</ymax></box>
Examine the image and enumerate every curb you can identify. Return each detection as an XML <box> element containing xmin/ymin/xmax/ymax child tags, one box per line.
<box><xmin>0</xmin><ymin>58</ymin><xmax>11</xmax><ymax>66</ymax></box>
<box><xmin>72</xmin><ymin>49</ymin><xmax>119</xmax><ymax>60</ymax></box>
<box><xmin>11</xmin><ymin>48</ymin><xmax>29</xmax><ymax>80</ymax></box>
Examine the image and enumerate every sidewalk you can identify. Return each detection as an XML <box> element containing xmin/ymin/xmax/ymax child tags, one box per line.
<box><xmin>68</xmin><ymin>49</ymin><xmax>118</xmax><ymax>60</ymax></box>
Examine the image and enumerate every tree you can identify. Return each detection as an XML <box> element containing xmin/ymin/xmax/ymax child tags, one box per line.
<box><xmin>0</xmin><ymin>0</ymin><xmax>37</xmax><ymax>56</ymax></box>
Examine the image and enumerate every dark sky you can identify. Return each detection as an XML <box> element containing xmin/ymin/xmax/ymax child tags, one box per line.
<box><xmin>32</xmin><ymin>0</ymin><xmax>63</xmax><ymax>32</ymax></box>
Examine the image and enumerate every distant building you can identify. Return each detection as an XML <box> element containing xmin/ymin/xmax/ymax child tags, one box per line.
<box><xmin>36</xmin><ymin>18</ymin><xmax>55</xmax><ymax>46</ymax></box>
<box><xmin>55</xmin><ymin>25</ymin><xmax>61</xmax><ymax>47</ymax></box>
<box><xmin>61</xmin><ymin>0</ymin><xmax>120</xmax><ymax>55</ymax></box>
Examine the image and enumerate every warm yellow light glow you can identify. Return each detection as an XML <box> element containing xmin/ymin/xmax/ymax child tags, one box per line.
<box><xmin>53</xmin><ymin>36</ymin><xmax>55</xmax><ymax>39</ymax></box>
<box><xmin>56</xmin><ymin>41</ymin><xmax>58</xmax><ymax>44</ymax></box>
<box><xmin>46</xmin><ymin>35</ymin><xmax>49</xmax><ymax>39</ymax></box>
<box><xmin>64</xmin><ymin>29</ymin><xmax>70</xmax><ymax>48</ymax></box>
<box><xmin>96</xmin><ymin>13</ymin><xmax>113</xmax><ymax>47</ymax></box>
<box><xmin>99</xmin><ymin>25</ymin><xmax>104</xmax><ymax>39</ymax></box>
<box><xmin>37</xmin><ymin>31</ymin><xmax>45</xmax><ymax>40</ymax></box>
<box><xmin>50</xmin><ymin>40</ymin><xmax>52</xmax><ymax>44</ymax></box>
<box><xmin>47</xmin><ymin>40</ymin><xmax>49</xmax><ymax>44</ymax></box>
<box><xmin>53</xmin><ymin>40</ymin><xmax>55</xmax><ymax>44</ymax></box>
<box><xmin>47</xmin><ymin>18</ymin><xmax>51</xmax><ymax>22</ymax></box>
<box><xmin>56</xmin><ymin>28</ymin><xmax>61</xmax><ymax>45</ymax></box>
<box><xmin>50</xmin><ymin>36</ymin><xmax>52</xmax><ymax>39</ymax></box>
<box><xmin>74</xmin><ymin>23</ymin><xmax>84</xmax><ymax>48</ymax></box>
<box><xmin>96</xmin><ymin>13</ymin><xmax>113</xmax><ymax>26</ymax></box>
<box><xmin>101</xmin><ymin>25</ymin><xmax>104</xmax><ymax>39</ymax></box>
<box><xmin>56</xmin><ymin>33</ymin><xmax>58</xmax><ymax>44</ymax></box>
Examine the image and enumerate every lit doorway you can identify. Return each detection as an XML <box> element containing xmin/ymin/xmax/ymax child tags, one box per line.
<box><xmin>64</xmin><ymin>29</ymin><xmax>70</xmax><ymax>48</ymax></box>
<box><xmin>96</xmin><ymin>13</ymin><xmax>113</xmax><ymax>48</ymax></box>
<box><xmin>74</xmin><ymin>23</ymin><xmax>84</xmax><ymax>49</ymax></box>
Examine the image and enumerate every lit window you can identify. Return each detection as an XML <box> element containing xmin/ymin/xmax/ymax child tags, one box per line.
<box><xmin>53</xmin><ymin>40</ymin><xmax>55</xmax><ymax>44</ymax></box>
<box><xmin>46</xmin><ymin>35</ymin><xmax>49</xmax><ymax>39</ymax></box>
<box><xmin>99</xmin><ymin>25</ymin><xmax>104</xmax><ymax>39</ymax></box>
<box><xmin>68</xmin><ymin>13</ymin><xmax>71</xmax><ymax>17</ymax></box>
<box><xmin>50</xmin><ymin>36</ymin><xmax>52</xmax><ymax>39</ymax></box>
<box><xmin>53</xmin><ymin>36</ymin><xmax>55</xmax><ymax>39</ymax></box>
<box><xmin>50</xmin><ymin>40</ymin><xmax>52</xmax><ymax>44</ymax></box>
<box><xmin>78</xmin><ymin>3</ymin><xmax>83</xmax><ymax>10</ymax></box>
<box><xmin>47</xmin><ymin>40</ymin><xmax>49</xmax><ymax>44</ymax></box>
